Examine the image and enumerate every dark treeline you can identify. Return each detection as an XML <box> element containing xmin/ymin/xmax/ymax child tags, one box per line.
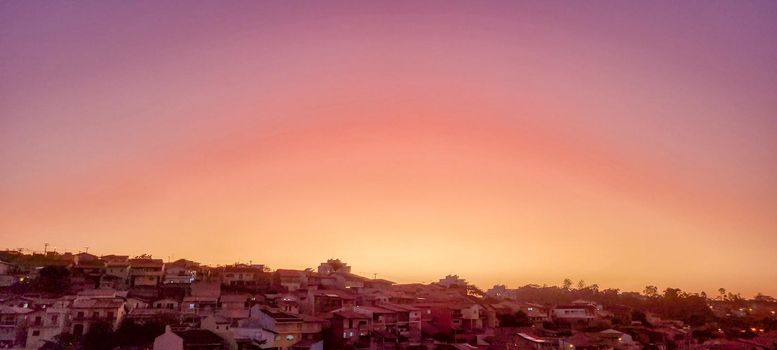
<box><xmin>499</xmin><ymin>282</ymin><xmax>714</xmax><ymax>326</ymax></box>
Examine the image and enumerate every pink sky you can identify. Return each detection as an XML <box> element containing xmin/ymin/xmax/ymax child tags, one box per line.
<box><xmin>1</xmin><ymin>1</ymin><xmax>776</xmax><ymax>296</ymax></box>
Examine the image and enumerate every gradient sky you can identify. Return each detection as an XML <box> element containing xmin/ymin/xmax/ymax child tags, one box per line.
<box><xmin>2</xmin><ymin>1</ymin><xmax>776</xmax><ymax>296</ymax></box>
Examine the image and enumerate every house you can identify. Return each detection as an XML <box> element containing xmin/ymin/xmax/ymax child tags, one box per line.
<box><xmin>0</xmin><ymin>260</ymin><xmax>14</xmax><ymax>275</ymax></box>
<box><xmin>426</xmin><ymin>302</ymin><xmax>485</xmax><ymax>331</ymax></box>
<box><xmin>306</xmin><ymin>272</ymin><xmax>337</xmax><ymax>289</ymax></box>
<box><xmin>274</xmin><ymin>269</ymin><xmax>308</xmax><ymax>292</ymax></box>
<box><xmin>307</xmin><ymin>289</ymin><xmax>356</xmax><ymax>316</ymax></box>
<box><xmin>364</xmin><ymin>278</ymin><xmax>395</xmax><ymax>291</ymax></box>
<box><xmin>559</xmin><ymin>332</ymin><xmax>612</xmax><ymax>350</ymax></box>
<box><xmin>317</xmin><ymin>259</ymin><xmax>351</xmax><ymax>274</ymax></box>
<box><xmin>358</xmin><ymin>291</ymin><xmax>390</xmax><ymax>306</ymax></box>
<box><xmin>273</xmin><ymin>294</ymin><xmax>300</xmax><ymax>314</ymax></box>
<box><xmin>69</xmin><ymin>297</ymin><xmax>125</xmax><ymax>336</ymax></box>
<box><xmin>493</xmin><ymin>301</ymin><xmax>550</xmax><ymax>323</ymax></box>
<box><xmin>376</xmin><ymin>303</ymin><xmax>422</xmax><ymax>340</ymax></box>
<box><xmin>164</xmin><ymin>259</ymin><xmax>199</xmax><ymax>284</ymax></box>
<box><xmin>352</xmin><ymin>305</ymin><xmax>399</xmax><ymax>333</ymax></box>
<box><xmin>289</xmin><ymin>339</ymin><xmax>324</xmax><ymax>350</ymax></box>
<box><xmin>513</xmin><ymin>332</ymin><xmax>557</xmax><ymax>350</ymax></box>
<box><xmin>1</xmin><ymin>296</ymin><xmax>34</xmax><ymax>309</ymax></box>
<box><xmin>486</xmin><ymin>285</ymin><xmax>516</xmax><ymax>300</ymax></box>
<box><xmin>129</xmin><ymin>258</ymin><xmax>165</xmax><ymax>287</ymax></box>
<box><xmin>124</xmin><ymin>297</ymin><xmax>149</xmax><ymax>311</ymax></box>
<box><xmin>331</xmin><ymin>310</ymin><xmax>372</xmax><ymax>348</ymax></box>
<box><xmin>202</xmin><ymin>314</ymin><xmax>233</xmax><ymax>333</ymax></box>
<box><xmin>182</xmin><ymin>295</ymin><xmax>219</xmax><ymax>315</ymax></box>
<box><xmin>153</xmin><ymin>297</ymin><xmax>180</xmax><ymax>310</ymax></box>
<box><xmin>70</xmin><ymin>256</ymin><xmax>105</xmax><ymax>292</ymax></box>
<box><xmin>103</xmin><ymin>256</ymin><xmax>131</xmax><ymax>290</ymax></box>
<box><xmin>248</xmin><ymin>305</ymin><xmax>303</xmax><ymax>350</ymax></box>
<box><xmin>299</xmin><ymin>314</ymin><xmax>325</xmax><ymax>342</ymax></box>
<box><xmin>77</xmin><ymin>288</ymin><xmax>124</xmax><ymax>299</ymax></box>
<box><xmin>0</xmin><ymin>305</ymin><xmax>32</xmax><ymax>348</ymax></box>
<box><xmin>221</xmin><ymin>265</ymin><xmax>269</xmax><ymax>289</ymax></box>
<box><xmin>25</xmin><ymin>306</ymin><xmax>69</xmax><ymax>349</ymax></box>
<box><xmin>0</xmin><ymin>261</ymin><xmax>19</xmax><ymax>287</ymax></box>
<box><xmin>202</xmin><ymin>314</ymin><xmax>250</xmax><ymax>350</ymax></box>
<box><xmin>331</xmin><ymin>272</ymin><xmax>371</xmax><ymax>291</ymax></box>
<box><xmin>220</xmin><ymin>294</ymin><xmax>249</xmax><ymax>310</ymax></box>
<box><xmin>552</xmin><ymin>304</ymin><xmax>597</xmax><ymax>323</ymax></box>
<box><xmin>599</xmin><ymin>329</ymin><xmax>639</xmax><ymax>349</ymax></box>
<box><xmin>436</xmin><ymin>275</ymin><xmax>468</xmax><ymax>289</ymax></box>
<box><xmin>100</xmin><ymin>274</ymin><xmax>127</xmax><ymax>290</ymax></box>
<box><xmin>154</xmin><ymin>326</ymin><xmax>226</xmax><ymax>350</ymax></box>
<box><xmin>216</xmin><ymin>294</ymin><xmax>251</xmax><ymax>325</ymax></box>
<box><xmin>192</xmin><ymin>280</ymin><xmax>222</xmax><ymax>299</ymax></box>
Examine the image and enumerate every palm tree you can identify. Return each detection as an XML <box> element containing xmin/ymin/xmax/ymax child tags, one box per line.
<box><xmin>718</xmin><ymin>288</ymin><xmax>727</xmax><ymax>301</ymax></box>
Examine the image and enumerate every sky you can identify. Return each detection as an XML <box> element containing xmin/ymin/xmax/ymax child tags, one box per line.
<box><xmin>1</xmin><ymin>1</ymin><xmax>776</xmax><ymax>296</ymax></box>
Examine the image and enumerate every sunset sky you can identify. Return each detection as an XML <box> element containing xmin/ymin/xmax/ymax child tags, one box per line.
<box><xmin>1</xmin><ymin>1</ymin><xmax>776</xmax><ymax>296</ymax></box>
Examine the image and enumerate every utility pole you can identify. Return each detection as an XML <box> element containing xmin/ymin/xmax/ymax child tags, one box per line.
<box><xmin>44</xmin><ymin>243</ymin><xmax>49</xmax><ymax>254</ymax></box>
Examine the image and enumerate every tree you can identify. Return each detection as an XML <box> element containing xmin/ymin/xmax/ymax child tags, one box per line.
<box><xmin>114</xmin><ymin>319</ymin><xmax>169</xmax><ymax>347</ymax></box>
<box><xmin>643</xmin><ymin>285</ymin><xmax>658</xmax><ymax>298</ymax></box>
<box><xmin>53</xmin><ymin>332</ymin><xmax>78</xmax><ymax>349</ymax></box>
<box><xmin>754</xmin><ymin>293</ymin><xmax>776</xmax><ymax>303</ymax></box>
<box><xmin>632</xmin><ymin>310</ymin><xmax>648</xmax><ymax>325</ymax></box>
<box><xmin>589</xmin><ymin>284</ymin><xmax>600</xmax><ymax>293</ymax></box>
<box><xmin>663</xmin><ymin>287</ymin><xmax>682</xmax><ymax>299</ymax></box>
<box><xmin>718</xmin><ymin>288</ymin><xmax>727</xmax><ymax>301</ymax></box>
<box><xmin>577</xmin><ymin>280</ymin><xmax>586</xmax><ymax>290</ymax></box>
<box><xmin>562</xmin><ymin>278</ymin><xmax>573</xmax><ymax>290</ymax></box>
<box><xmin>498</xmin><ymin>311</ymin><xmax>531</xmax><ymax>327</ymax></box>
<box><xmin>467</xmin><ymin>285</ymin><xmax>486</xmax><ymax>297</ymax></box>
<box><xmin>35</xmin><ymin>266</ymin><xmax>71</xmax><ymax>295</ymax></box>
<box><xmin>82</xmin><ymin>321</ymin><xmax>114</xmax><ymax>350</ymax></box>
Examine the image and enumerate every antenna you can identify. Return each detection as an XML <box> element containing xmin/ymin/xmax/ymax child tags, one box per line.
<box><xmin>44</xmin><ymin>243</ymin><xmax>49</xmax><ymax>254</ymax></box>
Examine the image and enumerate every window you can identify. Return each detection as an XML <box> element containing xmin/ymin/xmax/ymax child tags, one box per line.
<box><xmin>286</xmin><ymin>335</ymin><xmax>295</xmax><ymax>341</ymax></box>
<box><xmin>51</xmin><ymin>315</ymin><xmax>59</xmax><ymax>323</ymax></box>
<box><xmin>107</xmin><ymin>312</ymin><xmax>114</xmax><ymax>319</ymax></box>
<box><xmin>93</xmin><ymin>312</ymin><xmax>99</xmax><ymax>319</ymax></box>
<box><xmin>32</xmin><ymin>330</ymin><xmax>40</xmax><ymax>336</ymax></box>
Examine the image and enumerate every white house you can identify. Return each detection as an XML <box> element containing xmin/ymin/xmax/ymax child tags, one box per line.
<box><xmin>25</xmin><ymin>306</ymin><xmax>69</xmax><ymax>349</ymax></box>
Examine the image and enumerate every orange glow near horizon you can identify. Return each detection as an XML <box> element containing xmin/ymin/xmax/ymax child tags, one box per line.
<box><xmin>1</xmin><ymin>1</ymin><xmax>776</xmax><ymax>296</ymax></box>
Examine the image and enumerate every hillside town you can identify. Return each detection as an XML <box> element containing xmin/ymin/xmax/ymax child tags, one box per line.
<box><xmin>0</xmin><ymin>250</ymin><xmax>775</xmax><ymax>350</ymax></box>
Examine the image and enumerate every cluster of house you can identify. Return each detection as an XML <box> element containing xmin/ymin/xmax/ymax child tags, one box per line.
<box><xmin>3</xmin><ymin>255</ymin><xmax>505</xmax><ymax>350</ymax></box>
<box><xmin>1</xmin><ymin>254</ymin><xmax>776</xmax><ymax>350</ymax></box>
